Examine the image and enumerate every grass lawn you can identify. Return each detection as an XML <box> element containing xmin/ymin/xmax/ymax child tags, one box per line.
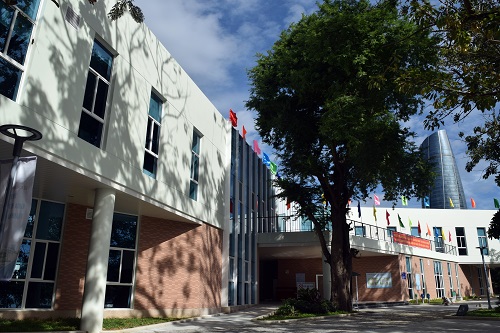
<box><xmin>0</xmin><ymin>317</ymin><xmax>182</xmax><ymax>332</ymax></box>
<box><xmin>467</xmin><ymin>308</ymin><xmax>500</xmax><ymax>318</ymax></box>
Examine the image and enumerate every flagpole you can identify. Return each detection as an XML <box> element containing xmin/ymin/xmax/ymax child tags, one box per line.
<box><xmin>0</xmin><ymin>124</ymin><xmax>42</xmax><ymax>241</ymax></box>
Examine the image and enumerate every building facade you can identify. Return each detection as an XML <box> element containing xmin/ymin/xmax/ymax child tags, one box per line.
<box><xmin>420</xmin><ymin>130</ymin><xmax>467</xmax><ymax>209</ymax></box>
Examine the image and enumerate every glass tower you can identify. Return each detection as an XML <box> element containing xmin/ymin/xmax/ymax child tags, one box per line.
<box><xmin>420</xmin><ymin>130</ymin><xmax>467</xmax><ymax>209</ymax></box>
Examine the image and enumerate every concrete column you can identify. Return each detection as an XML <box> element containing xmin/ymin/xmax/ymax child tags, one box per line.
<box><xmin>80</xmin><ymin>188</ymin><xmax>116</xmax><ymax>333</ymax></box>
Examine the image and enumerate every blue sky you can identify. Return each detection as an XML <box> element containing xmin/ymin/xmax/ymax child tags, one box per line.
<box><xmin>135</xmin><ymin>0</ymin><xmax>498</xmax><ymax>210</ymax></box>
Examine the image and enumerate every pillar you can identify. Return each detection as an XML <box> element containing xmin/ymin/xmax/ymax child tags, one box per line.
<box><xmin>80</xmin><ymin>188</ymin><xmax>116</xmax><ymax>333</ymax></box>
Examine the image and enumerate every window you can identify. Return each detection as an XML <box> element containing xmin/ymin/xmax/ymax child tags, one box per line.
<box><xmin>105</xmin><ymin>213</ymin><xmax>137</xmax><ymax>308</ymax></box>
<box><xmin>477</xmin><ymin>267</ymin><xmax>485</xmax><ymax>295</ymax></box>
<box><xmin>189</xmin><ymin>130</ymin><xmax>201</xmax><ymax>200</ymax></box>
<box><xmin>0</xmin><ymin>199</ymin><xmax>65</xmax><ymax>309</ymax></box>
<box><xmin>419</xmin><ymin>259</ymin><xmax>427</xmax><ymax>298</ymax></box>
<box><xmin>447</xmin><ymin>262</ymin><xmax>453</xmax><ymax>297</ymax></box>
<box><xmin>477</xmin><ymin>228</ymin><xmax>489</xmax><ymax>255</ymax></box>
<box><xmin>387</xmin><ymin>226</ymin><xmax>396</xmax><ymax>238</ymax></box>
<box><xmin>0</xmin><ymin>0</ymin><xmax>41</xmax><ymax>100</ymax></box>
<box><xmin>78</xmin><ymin>39</ymin><xmax>114</xmax><ymax>148</ymax></box>
<box><xmin>406</xmin><ymin>256</ymin><xmax>414</xmax><ymax>299</ymax></box>
<box><xmin>411</xmin><ymin>227</ymin><xmax>419</xmax><ymax>237</ymax></box>
<box><xmin>434</xmin><ymin>227</ymin><xmax>444</xmax><ymax>253</ymax></box>
<box><xmin>455</xmin><ymin>263</ymin><xmax>461</xmax><ymax>297</ymax></box>
<box><xmin>143</xmin><ymin>92</ymin><xmax>162</xmax><ymax>177</ymax></box>
<box><xmin>455</xmin><ymin>227</ymin><xmax>467</xmax><ymax>255</ymax></box>
<box><xmin>434</xmin><ymin>261</ymin><xmax>445</xmax><ymax>298</ymax></box>
<box><xmin>355</xmin><ymin>226</ymin><xmax>366</xmax><ymax>237</ymax></box>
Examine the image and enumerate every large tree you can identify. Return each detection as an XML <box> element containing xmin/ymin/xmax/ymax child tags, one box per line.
<box><xmin>246</xmin><ymin>0</ymin><xmax>437</xmax><ymax>311</ymax></box>
<box><xmin>401</xmin><ymin>0</ymin><xmax>500</xmax><ymax>184</ymax></box>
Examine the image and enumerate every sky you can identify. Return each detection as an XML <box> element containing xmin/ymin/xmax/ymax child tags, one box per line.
<box><xmin>134</xmin><ymin>0</ymin><xmax>498</xmax><ymax>210</ymax></box>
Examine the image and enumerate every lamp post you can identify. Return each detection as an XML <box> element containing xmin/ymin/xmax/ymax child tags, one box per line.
<box><xmin>476</xmin><ymin>246</ymin><xmax>492</xmax><ymax>309</ymax></box>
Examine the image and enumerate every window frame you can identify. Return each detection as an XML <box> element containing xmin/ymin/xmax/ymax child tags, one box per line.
<box><xmin>477</xmin><ymin>227</ymin><xmax>489</xmax><ymax>255</ymax></box>
<box><xmin>143</xmin><ymin>91</ymin><xmax>163</xmax><ymax>177</ymax></box>
<box><xmin>189</xmin><ymin>129</ymin><xmax>202</xmax><ymax>200</ymax></box>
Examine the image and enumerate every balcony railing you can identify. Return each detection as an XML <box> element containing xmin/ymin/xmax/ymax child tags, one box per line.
<box><xmin>269</xmin><ymin>216</ymin><xmax>457</xmax><ymax>256</ymax></box>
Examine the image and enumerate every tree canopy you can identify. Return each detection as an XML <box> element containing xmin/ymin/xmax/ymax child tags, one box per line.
<box><xmin>246</xmin><ymin>0</ymin><xmax>437</xmax><ymax>311</ymax></box>
<box><xmin>402</xmin><ymin>0</ymin><xmax>500</xmax><ymax>184</ymax></box>
<box><xmin>87</xmin><ymin>0</ymin><xmax>144</xmax><ymax>23</ymax></box>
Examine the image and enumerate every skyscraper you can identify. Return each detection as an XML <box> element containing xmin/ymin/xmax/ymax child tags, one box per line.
<box><xmin>420</xmin><ymin>130</ymin><xmax>467</xmax><ymax>209</ymax></box>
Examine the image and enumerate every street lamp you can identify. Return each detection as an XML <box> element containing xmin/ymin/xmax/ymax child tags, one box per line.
<box><xmin>476</xmin><ymin>246</ymin><xmax>493</xmax><ymax>310</ymax></box>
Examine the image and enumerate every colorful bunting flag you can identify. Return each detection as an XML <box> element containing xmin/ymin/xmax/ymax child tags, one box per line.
<box><xmin>374</xmin><ymin>194</ymin><xmax>380</xmax><ymax>206</ymax></box>
<box><xmin>494</xmin><ymin>198</ymin><xmax>500</xmax><ymax>209</ymax></box>
<box><xmin>373</xmin><ymin>205</ymin><xmax>377</xmax><ymax>222</ymax></box>
<box><xmin>424</xmin><ymin>196</ymin><xmax>430</xmax><ymax>208</ymax></box>
<box><xmin>253</xmin><ymin>140</ymin><xmax>261</xmax><ymax>155</ymax></box>
<box><xmin>426</xmin><ymin>223</ymin><xmax>431</xmax><ymax>237</ymax></box>
<box><xmin>286</xmin><ymin>198</ymin><xmax>291</xmax><ymax>210</ymax></box>
<box><xmin>471</xmin><ymin>198</ymin><xmax>476</xmax><ymax>208</ymax></box>
<box><xmin>434</xmin><ymin>227</ymin><xmax>439</xmax><ymax>238</ymax></box>
<box><xmin>401</xmin><ymin>196</ymin><xmax>408</xmax><ymax>206</ymax></box>
<box><xmin>270</xmin><ymin>161</ymin><xmax>277</xmax><ymax>175</ymax></box>
<box><xmin>449</xmin><ymin>197</ymin><xmax>454</xmax><ymax>208</ymax></box>
<box><xmin>398</xmin><ymin>214</ymin><xmax>404</xmax><ymax>228</ymax></box>
<box><xmin>386</xmin><ymin>210</ymin><xmax>390</xmax><ymax>226</ymax></box>
<box><xmin>358</xmin><ymin>201</ymin><xmax>361</xmax><ymax>218</ymax></box>
<box><xmin>441</xmin><ymin>228</ymin><xmax>446</xmax><ymax>240</ymax></box>
<box><xmin>262</xmin><ymin>152</ymin><xmax>271</xmax><ymax>167</ymax></box>
<box><xmin>348</xmin><ymin>198</ymin><xmax>352</xmax><ymax>207</ymax></box>
<box><xmin>409</xmin><ymin>218</ymin><xmax>413</xmax><ymax>228</ymax></box>
<box><xmin>229</xmin><ymin>109</ymin><xmax>237</xmax><ymax>127</ymax></box>
<box><xmin>418</xmin><ymin>221</ymin><xmax>422</xmax><ymax>235</ymax></box>
<box><xmin>242</xmin><ymin>125</ymin><xmax>247</xmax><ymax>139</ymax></box>
<box><xmin>449</xmin><ymin>230</ymin><xmax>452</xmax><ymax>242</ymax></box>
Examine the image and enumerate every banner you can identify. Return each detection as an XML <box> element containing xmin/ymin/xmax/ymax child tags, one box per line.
<box><xmin>0</xmin><ymin>157</ymin><xmax>37</xmax><ymax>281</ymax></box>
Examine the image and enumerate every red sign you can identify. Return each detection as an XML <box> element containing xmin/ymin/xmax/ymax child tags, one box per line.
<box><xmin>392</xmin><ymin>231</ymin><xmax>431</xmax><ymax>250</ymax></box>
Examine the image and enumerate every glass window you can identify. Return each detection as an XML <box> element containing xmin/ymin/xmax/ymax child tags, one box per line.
<box><xmin>355</xmin><ymin>226</ymin><xmax>365</xmax><ymax>237</ymax></box>
<box><xmin>78</xmin><ymin>39</ymin><xmax>114</xmax><ymax>148</ymax></box>
<box><xmin>419</xmin><ymin>259</ymin><xmax>426</xmax><ymax>297</ymax></box>
<box><xmin>0</xmin><ymin>199</ymin><xmax>65</xmax><ymax>309</ymax></box>
<box><xmin>455</xmin><ymin>227</ymin><xmax>467</xmax><ymax>255</ymax></box>
<box><xmin>387</xmin><ymin>226</ymin><xmax>396</xmax><ymax>238</ymax></box>
<box><xmin>447</xmin><ymin>262</ymin><xmax>453</xmax><ymax>297</ymax></box>
<box><xmin>143</xmin><ymin>92</ymin><xmax>163</xmax><ymax>177</ymax></box>
<box><xmin>105</xmin><ymin>213</ymin><xmax>137</xmax><ymax>308</ymax></box>
<box><xmin>434</xmin><ymin>227</ymin><xmax>444</xmax><ymax>253</ymax></box>
<box><xmin>477</xmin><ymin>228</ymin><xmax>488</xmax><ymax>255</ymax></box>
<box><xmin>434</xmin><ymin>261</ymin><xmax>445</xmax><ymax>298</ymax></box>
<box><xmin>189</xmin><ymin>130</ymin><xmax>201</xmax><ymax>200</ymax></box>
<box><xmin>406</xmin><ymin>256</ymin><xmax>413</xmax><ymax>299</ymax></box>
<box><xmin>0</xmin><ymin>0</ymin><xmax>41</xmax><ymax>100</ymax></box>
<box><xmin>411</xmin><ymin>227</ymin><xmax>419</xmax><ymax>237</ymax></box>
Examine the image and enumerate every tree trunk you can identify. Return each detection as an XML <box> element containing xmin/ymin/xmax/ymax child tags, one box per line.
<box><xmin>329</xmin><ymin>209</ymin><xmax>353</xmax><ymax>311</ymax></box>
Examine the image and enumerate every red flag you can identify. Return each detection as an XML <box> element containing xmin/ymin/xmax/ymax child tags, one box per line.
<box><xmin>286</xmin><ymin>198</ymin><xmax>291</xmax><ymax>210</ymax></box>
<box><xmin>385</xmin><ymin>210</ymin><xmax>390</xmax><ymax>225</ymax></box>
<box><xmin>253</xmin><ymin>140</ymin><xmax>261</xmax><ymax>155</ymax></box>
<box><xmin>449</xmin><ymin>230</ymin><xmax>452</xmax><ymax>242</ymax></box>
<box><xmin>229</xmin><ymin>109</ymin><xmax>237</xmax><ymax>127</ymax></box>
<box><xmin>471</xmin><ymin>198</ymin><xmax>476</xmax><ymax>208</ymax></box>
<box><xmin>418</xmin><ymin>221</ymin><xmax>421</xmax><ymax>235</ymax></box>
<box><xmin>426</xmin><ymin>223</ymin><xmax>431</xmax><ymax>237</ymax></box>
<box><xmin>242</xmin><ymin>125</ymin><xmax>247</xmax><ymax>139</ymax></box>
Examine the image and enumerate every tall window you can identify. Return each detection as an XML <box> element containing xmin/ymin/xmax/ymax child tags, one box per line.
<box><xmin>455</xmin><ymin>263</ymin><xmax>461</xmax><ymax>297</ymax></box>
<box><xmin>0</xmin><ymin>0</ymin><xmax>40</xmax><ymax>100</ymax></box>
<box><xmin>189</xmin><ymin>130</ymin><xmax>201</xmax><ymax>200</ymax></box>
<box><xmin>477</xmin><ymin>228</ymin><xmax>489</xmax><ymax>255</ymax></box>
<box><xmin>419</xmin><ymin>259</ymin><xmax>427</xmax><ymax>297</ymax></box>
<box><xmin>78</xmin><ymin>39</ymin><xmax>114</xmax><ymax>148</ymax></box>
<box><xmin>477</xmin><ymin>267</ymin><xmax>485</xmax><ymax>295</ymax></box>
<box><xmin>105</xmin><ymin>213</ymin><xmax>137</xmax><ymax>308</ymax></box>
<box><xmin>143</xmin><ymin>92</ymin><xmax>162</xmax><ymax>177</ymax></box>
<box><xmin>455</xmin><ymin>227</ymin><xmax>467</xmax><ymax>255</ymax></box>
<box><xmin>434</xmin><ymin>227</ymin><xmax>444</xmax><ymax>253</ymax></box>
<box><xmin>447</xmin><ymin>262</ymin><xmax>453</xmax><ymax>297</ymax></box>
<box><xmin>406</xmin><ymin>256</ymin><xmax>413</xmax><ymax>299</ymax></box>
<box><xmin>0</xmin><ymin>199</ymin><xmax>65</xmax><ymax>309</ymax></box>
<box><xmin>387</xmin><ymin>226</ymin><xmax>396</xmax><ymax>239</ymax></box>
<box><xmin>434</xmin><ymin>261</ymin><xmax>445</xmax><ymax>298</ymax></box>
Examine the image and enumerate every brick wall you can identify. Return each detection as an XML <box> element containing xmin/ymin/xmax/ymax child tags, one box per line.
<box><xmin>274</xmin><ymin>258</ymin><xmax>322</xmax><ymax>300</ymax></box>
<box><xmin>134</xmin><ymin>216</ymin><xmax>223</xmax><ymax>313</ymax></box>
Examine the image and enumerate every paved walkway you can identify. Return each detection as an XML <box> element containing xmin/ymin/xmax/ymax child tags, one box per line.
<box><xmin>111</xmin><ymin>301</ymin><xmax>500</xmax><ymax>333</ymax></box>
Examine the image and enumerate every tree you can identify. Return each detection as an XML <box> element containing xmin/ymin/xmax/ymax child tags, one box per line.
<box><xmin>66</xmin><ymin>0</ymin><xmax>145</xmax><ymax>23</ymax></box>
<box><xmin>487</xmin><ymin>209</ymin><xmax>500</xmax><ymax>239</ymax></box>
<box><xmin>401</xmin><ymin>0</ymin><xmax>500</xmax><ymax>183</ymax></box>
<box><xmin>246</xmin><ymin>0</ymin><xmax>436</xmax><ymax>311</ymax></box>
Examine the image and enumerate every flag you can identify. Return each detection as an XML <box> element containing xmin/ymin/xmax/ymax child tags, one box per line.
<box><xmin>358</xmin><ymin>201</ymin><xmax>361</xmax><ymax>218</ymax></box>
<box><xmin>229</xmin><ymin>109</ymin><xmax>237</xmax><ymax>127</ymax></box>
<box><xmin>449</xmin><ymin>197</ymin><xmax>454</xmax><ymax>208</ymax></box>
<box><xmin>270</xmin><ymin>161</ymin><xmax>277</xmax><ymax>175</ymax></box>
<box><xmin>253</xmin><ymin>140</ymin><xmax>261</xmax><ymax>155</ymax></box>
<box><xmin>321</xmin><ymin>193</ymin><xmax>326</xmax><ymax>206</ymax></box>
<box><xmin>441</xmin><ymin>228</ymin><xmax>446</xmax><ymax>240</ymax></box>
<box><xmin>286</xmin><ymin>198</ymin><xmax>291</xmax><ymax>210</ymax></box>
<box><xmin>495</xmin><ymin>198</ymin><xmax>500</xmax><ymax>209</ymax></box>
<box><xmin>426</xmin><ymin>223</ymin><xmax>431</xmax><ymax>237</ymax></box>
<box><xmin>386</xmin><ymin>210</ymin><xmax>390</xmax><ymax>225</ymax></box>
<box><xmin>0</xmin><ymin>157</ymin><xmax>37</xmax><ymax>281</ymax></box>
<box><xmin>373</xmin><ymin>205</ymin><xmax>377</xmax><ymax>221</ymax></box>
<box><xmin>418</xmin><ymin>221</ymin><xmax>422</xmax><ymax>235</ymax></box>
<box><xmin>242</xmin><ymin>125</ymin><xmax>247</xmax><ymax>139</ymax></box>
<box><xmin>471</xmin><ymin>198</ymin><xmax>476</xmax><ymax>208</ymax></box>
<box><xmin>434</xmin><ymin>227</ymin><xmax>439</xmax><ymax>238</ymax></box>
<box><xmin>398</xmin><ymin>214</ymin><xmax>404</xmax><ymax>228</ymax></box>
<box><xmin>449</xmin><ymin>230</ymin><xmax>452</xmax><ymax>242</ymax></box>
<box><xmin>408</xmin><ymin>218</ymin><xmax>413</xmax><ymax>228</ymax></box>
<box><xmin>401</xmin><ymin>196</ymin><xmax>408</xmax><ymax>206</ymax></box>
<box><xmin>424</xmin><ymin>196</ymin><xmax>430</xmax><ymax>208</ymax></box>
<box><xmin>348</xmin><ymin>198</ymin><xmax>352</xmax><ymax>207</ymax></box>
<box><xmin>262</xmin><ymin>152</ymin><xmax>271</xmax><ymax>167</ymax></box>
<box><xmin>374</xmin><ymin>194</ymin><xmax>380</xmax><ymax>206</ymax></box>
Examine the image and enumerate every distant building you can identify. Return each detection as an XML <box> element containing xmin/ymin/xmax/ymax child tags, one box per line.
<box><xmin>420</xmin><ymin>130</ymin><xmax>467</xmax><ymax>209</ymax></box>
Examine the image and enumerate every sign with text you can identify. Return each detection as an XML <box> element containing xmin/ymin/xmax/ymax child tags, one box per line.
<box><xmin>392</xmin><ymin>231</ymin><xmax>431</xmax><ymax>250</ymax></box>
<box><xmin>296</xmin><ymin>282</ymin><xmax>315</xmax><ymax>290</ymax></box>
<box><xmin>366</xmin><ymin>272</ymin><xmax>392</xmax><ymax>289</ymax></box>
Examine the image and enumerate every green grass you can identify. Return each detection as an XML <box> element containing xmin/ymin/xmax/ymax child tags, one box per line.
<box><xmin>467</xmin><ymin>308</ymin><xmax>500</xmax><ymax>318</ymax></box>
<box><xmin>260</xmin><ymin>310</ymin><xmax>349</xmax><ymax>321</ymax></box>
<box><xmin>0</xmin><ymin>317</ymin><xmax>182</xmax><ymax>332</ymax></box>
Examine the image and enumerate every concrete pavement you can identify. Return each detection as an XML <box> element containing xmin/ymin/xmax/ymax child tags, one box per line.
<box><xmin>109</xmin><ymin>301</ymin><xmax>500</xmax><ymax>333</ymax></box>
